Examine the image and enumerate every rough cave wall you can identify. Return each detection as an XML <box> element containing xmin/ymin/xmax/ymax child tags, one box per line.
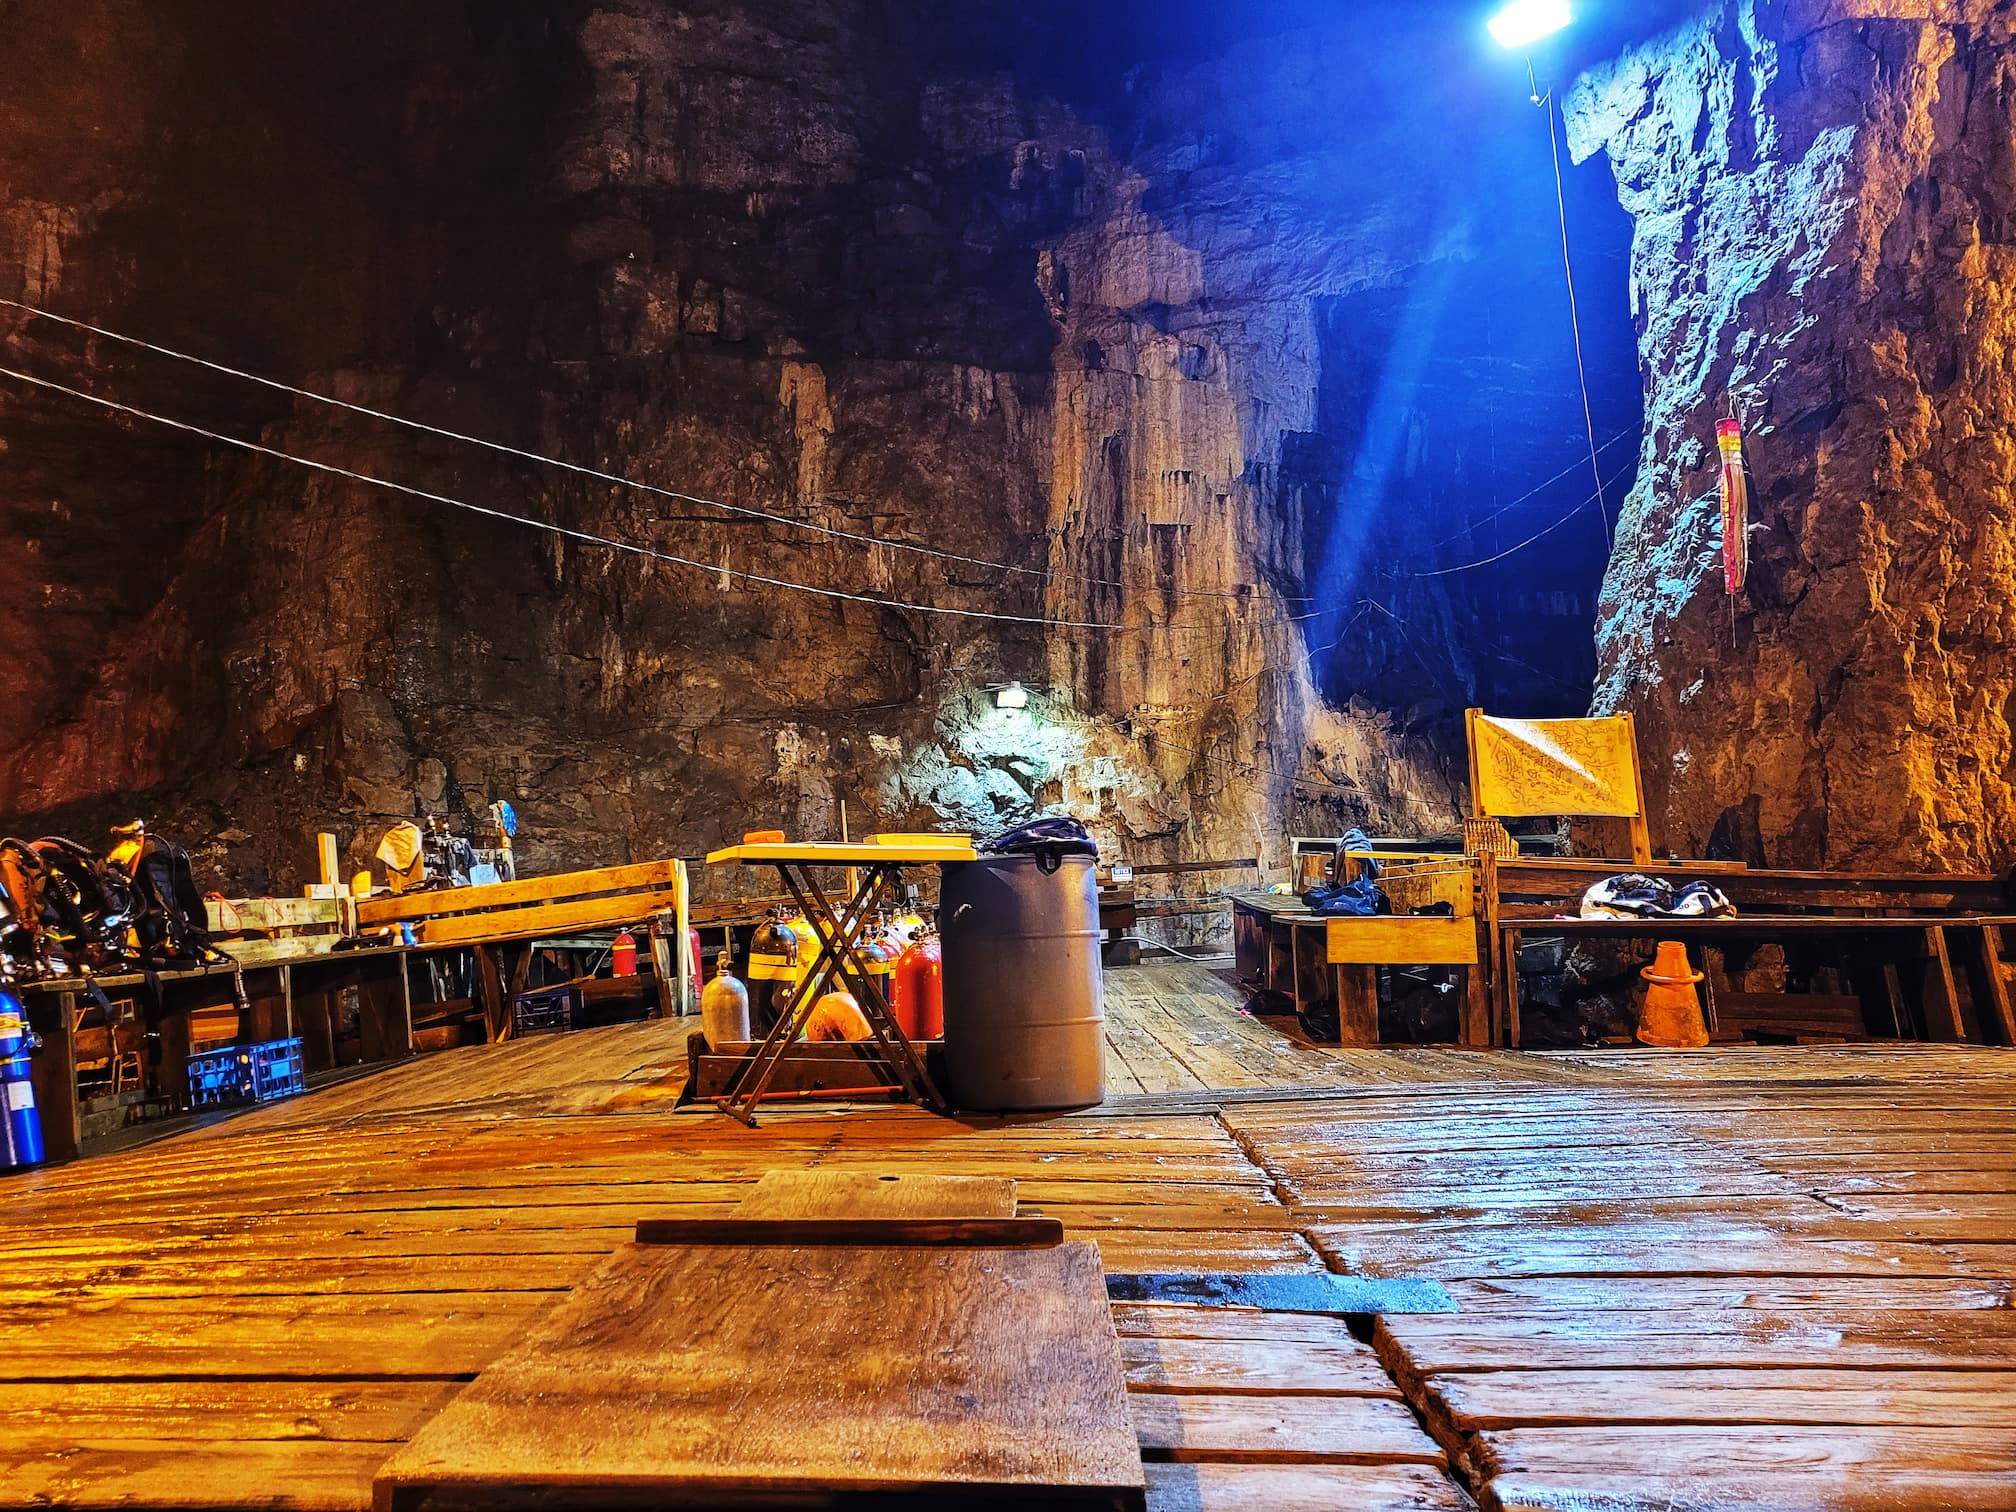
<box><xmin>1569</xmin><ymin>0</ymin><xmax>2016</xmax><ymax>870</ymax></box>
<box><xmin>1</xmin><ymin>1</ymin><xmax>1547</xmax><ymax>898</ymax></box>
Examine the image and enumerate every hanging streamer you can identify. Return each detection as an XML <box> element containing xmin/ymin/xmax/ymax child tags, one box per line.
<box><xmin>1715</xmin><ymin>417</ymin><xmax>1748</xmax><ymax>594</ymax></box>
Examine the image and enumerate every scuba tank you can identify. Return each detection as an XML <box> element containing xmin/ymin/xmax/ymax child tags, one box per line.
<box><xmin>699</xmin><ymin>953</ymin><xmax>751</xmax><ymax>1049</ymax></box>
<box><xmin>857</xmin><ymin>930</ymin><xmax>895</xmax><ymax>1007</ymax></box>
<box><xmin>0</xmin><ymin>983</ymin><xmax>44</xmax><ymax>1169</ymax></box>
<box><xmin>746</xmin><ymin>910</ymin><xmax>801</xmax><ymax>1037</ymax></box>
<box><xmin>892</xmin><ymin>928</ymin><xmax>943</xmax><ymax>1041</ymax></box>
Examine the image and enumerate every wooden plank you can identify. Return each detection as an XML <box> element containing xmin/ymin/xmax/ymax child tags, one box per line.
<box><xmin>1142</xmin><ymin>1463</ymin><xmax>1469</xmax><ymax>1512</ymax></box>
<box><xmin>0</xmin><ymin>1440</ymin><xmax>390</xmax><ymax>1512</ymax></box>
<box><xmin>208</xmin><ymin>896</ymin><xmax>345</xmax><ymax>932</ymax></box>
<box><xmin>731</xmin><ymin>1170</ymin><xmax>1018</xmax><ymax>1220</ymax></box>
<box><xmin>0</xmin><ymin>1294</ymin><xmax>554</xmax><ymax>1380</ymax></box>
<box><xmin>1442</xmin><ymin>1275</ymin><xmax>2012</xmax><ymax>1313</ymax></box>
<box><xmin>1327</xmin><ymin>916</ymin><xmax>1478</xmax><ymax>966</ymax></box>
<box><xmin>1486</xmin><ymin>1467</ymin><xmax>2016</xmax><ymax>1512</ymax></box>
<box><xmin>1431</xmin><ymin>1368</ymin><xmax>2016</xmax><ymax>1429</ymax></box>
<box><xmin>1110</xmin><ymin>1306</ymin><xmax>1363</xmax><ymax>1346</ymax></box>
<box><xmin>1472</xmin><ymin>1424</ymin><xmax>2016</xmax><ymax>1481</ymax></box>
<box><xmin>1377</xmin><ymin>1310</ymin><xmax>2016</xmax><ymax>1373</ymax></box>
<box><xmin>1129</xmin><ymin>1393</ymin><xmax>1442</xmax><ymax>1465</ymax></box>
<box><xmin>374</xmin><ymin>1239</ymin><xmax>1145</xmax><ymax>1509</ymax></box>
<box><xmin>0</xmin><ymin>1379</ymin><xmax>465</xmax><ymax>1442</ymax></box>
<box><xmin>1921</xmin><ymin>926</ymin><xmax>1967</xmax><ymax>1041</ymax></box>
<box><xmin>1121</xmin><ymin>1337</ymin><xmax>1399</xmax><ymax>1396</ymax></box>
<box><xmin>632</xmin><ymin>1216</ymin><xmax>1065</xmax><ymax>1247</ymax></box>
<box><xmin>415</xmin><ymin>886</ymin><xmax>686</xmax><ymax>946</ymax></box>
<box><xmin>357</xmin><ymin>860</ymin><xmax>683</xmax><ymax>927</ymax></box>
<box><xmin>1966</xmin><ymin>924</ymin><xmax>2016</xmax><ymax>1046</ymax></box>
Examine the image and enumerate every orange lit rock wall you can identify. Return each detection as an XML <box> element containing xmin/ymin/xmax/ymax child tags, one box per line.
<box><xmin>1569</xmin><ymin>1</ymin><xmax>2016</xmax><ymax>869</ymax></box>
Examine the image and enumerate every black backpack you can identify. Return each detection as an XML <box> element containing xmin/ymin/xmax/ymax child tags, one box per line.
<box><xmin>127</xmin><ymin>834</ymin><xmax>221</xmax><ymax>966</ymax></box>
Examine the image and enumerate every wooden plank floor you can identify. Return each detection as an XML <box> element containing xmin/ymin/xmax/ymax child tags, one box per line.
<box><xmin>4</xmin><ymin>963</ymin><xmax>2014</xmax><ymax>1510</ymax></box>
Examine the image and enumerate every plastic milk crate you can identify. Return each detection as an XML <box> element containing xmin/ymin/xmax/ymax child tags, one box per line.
<box><xmin>186</xmin><ymin>1036</ymin><xmax>307</xmax><ymax>1109</ymax></box>
<box><xmin>512</xmin><ymin>985</ymin><xmax>583</xmax><ymax>1036</ymax></box>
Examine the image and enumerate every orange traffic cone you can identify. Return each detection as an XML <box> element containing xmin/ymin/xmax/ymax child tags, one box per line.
<box><xmin>1637</xmin><ymin>940</ymin><xmax>1708</xmax><ymax>1048</ymax></box>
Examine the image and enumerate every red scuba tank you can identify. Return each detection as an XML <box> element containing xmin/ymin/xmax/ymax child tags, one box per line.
<box><xmin>892</xmin><ymin>930</ymin><xmax>943</xmax><ymax>1040</ymax></box>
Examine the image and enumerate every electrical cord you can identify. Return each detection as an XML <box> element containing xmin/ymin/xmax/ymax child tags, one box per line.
<box><xmin>1541</xmin><ymin>89</ymin><xmax>1613</xmax><ymax>548</ymax></box>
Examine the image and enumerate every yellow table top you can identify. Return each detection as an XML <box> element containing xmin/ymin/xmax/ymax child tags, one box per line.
<box><xmin>706</xmin><ymin>840</ymin><xmax>979</xmax><ymax>866</ymax></box>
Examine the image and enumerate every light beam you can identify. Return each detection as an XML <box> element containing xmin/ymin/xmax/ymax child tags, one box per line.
<box><xmin>1487</xmin><ymin>0</ymin><xmax>1572</xmax><ymax>49</ymax></box>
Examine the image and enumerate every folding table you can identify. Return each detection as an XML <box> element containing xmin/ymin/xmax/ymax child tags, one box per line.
<box><xmin>703</xmin><ymin>837</ymin><xmax>973</xmax><ymax>1124</ymax></box>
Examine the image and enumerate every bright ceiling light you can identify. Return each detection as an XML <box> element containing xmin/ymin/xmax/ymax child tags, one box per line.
<box><xmin>993</xmin><ymin>681</ymin><xmax>1029</xmax><ymax>710</ymax></box>
<box><xmin>1487</xmin><ymin>0</ymin><xmax>1572</xmax><ymax>48</ymax></box>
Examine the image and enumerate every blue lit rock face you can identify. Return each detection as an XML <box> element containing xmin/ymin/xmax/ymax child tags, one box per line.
<box><xmin>1568</xmin><ymin>0</ymin><xmax>2016</xmax><ymax>869</ymax></box>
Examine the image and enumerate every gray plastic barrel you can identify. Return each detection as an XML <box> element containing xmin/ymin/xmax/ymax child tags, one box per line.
<box><xmin>939</xmin><ymin>852</ymin><xmax>1104</xmax><ymax>1110</ymax></box>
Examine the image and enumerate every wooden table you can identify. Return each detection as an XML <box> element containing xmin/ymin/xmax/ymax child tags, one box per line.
<box><xmin>704</xmin><ymin>839</ymin><xmax>973</xmax><ymax>1123</ymax></box>
<box><xmin>18</xmin><ymin>944</ymin><xmax>414</xmax><ymax>1162</ymax></box>
<box><xmin>1483</xmin><ymin>858</ymin><xmax>2016</xmax><ymax>1048</ymax></box>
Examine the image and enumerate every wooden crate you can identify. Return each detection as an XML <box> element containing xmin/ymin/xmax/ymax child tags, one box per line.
<box><xmin>204</xmin><ymin>896</ymin><xmax>347</xmax><ymax>967</ymax></box>
<box><xmin>1378</xmin><ymin>857</ymin><xmax>1475</xmax><ymax>917</ymax></box>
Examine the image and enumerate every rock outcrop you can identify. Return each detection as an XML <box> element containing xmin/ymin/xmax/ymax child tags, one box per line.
<box><xmin>1569</xmin><ymin>0</ymin><xmax>2016</xmax><ymax>870</ymax></box>
<box><xmin>2</xmin><ymin>1</ymin><xmax>1618</xmax><ymax>900</ymax></box>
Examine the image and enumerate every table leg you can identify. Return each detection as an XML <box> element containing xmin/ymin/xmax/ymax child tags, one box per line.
<box><xmin>1334</xmin><ymin>965</ymin><xmax>1379</xmax><ymax>1046</ymax></box>
<box><xmin>24</xmin><ymin>991</ymin><xmax>81</xmax><ymax>1163</ymax></box>
<box><xmin>1975</xmin><ymin>925</ymin><xmax>2016</xmax><ymax>1046</ymax></box>
<box><xmin>1919</xmin><ymin>926</ymin><xmax>1966</xmax><ymax>1042</ymax></box>
<box><xmin>719</xmin><ymin>863</ymin><xmax>904</xmax><ymax>1124</ymax></box>
<box><xmin>797</xmin><ymin>866</ymin><xmax>944</xmax><ymax>1112</ymax></box>
<box><xmin>1503</xmin><ymin>928</ymin><xmax>1523</xmax><ymax>1050</ymax></box>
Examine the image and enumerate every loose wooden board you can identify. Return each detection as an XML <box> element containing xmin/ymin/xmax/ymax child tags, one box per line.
<box><xmin>731</xmin><ymin>1169</ymin><xmax>1018</xmax><ymax>1219</ymax></box>
<box><xmin>374</xmin><ymin>1238</ymin><xmax>1145</xmax><ymax>1510</ymax></box>
<box><xmin>1141</xmin><ymin>1462</ymin><xmax>1470</xmax><ymax>1511</ymax></box>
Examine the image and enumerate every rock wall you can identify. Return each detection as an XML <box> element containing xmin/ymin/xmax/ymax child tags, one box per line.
<box><xmin>1</xmin><ymin>1</ymin><xmax>1610</xmax><ymax>899</ymax></box>
<box><xmin>1569</xmin><ymin>0</ymin><xmax>2016</xmax><ymax>870</ymax></box>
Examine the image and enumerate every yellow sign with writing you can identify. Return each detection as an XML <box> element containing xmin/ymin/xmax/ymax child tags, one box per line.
<box><xmin>1471</xmin><ymin>714</ymin><xmax>1641</xmax><ymax>819</ymax></box>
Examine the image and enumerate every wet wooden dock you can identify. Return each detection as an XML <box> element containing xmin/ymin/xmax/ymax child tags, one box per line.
<box><xmin>4</xmin><ymin>963</ymin><xmax>2014</xmax><ymax>1510</ymax></box>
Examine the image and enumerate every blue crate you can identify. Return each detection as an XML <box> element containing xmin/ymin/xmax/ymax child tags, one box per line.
<box><xmin>187</xmin><ymin>1036</ymin><xmax>305</xmax><ymax>1108</ymax></box>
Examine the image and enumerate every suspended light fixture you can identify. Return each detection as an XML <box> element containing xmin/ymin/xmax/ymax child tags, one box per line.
<box><xmin>1487</xmin><ymin>0</ymin><xmax>1572</xmax><ymax>48</ymax></box>
<box><xmin>993</xmin><ymin>681</ymin><xmax>1029</xmax><ymax>710</ymax></box>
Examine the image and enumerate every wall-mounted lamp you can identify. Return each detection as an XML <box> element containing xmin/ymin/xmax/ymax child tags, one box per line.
<box><xmin>993</xmin><ymin>681</ymin><xmax>1029</xmax><ymax>710</ymax></box>
<box><xmin>1487</xmin><ymin>0</ymin><xmax>1572</xmax><ymax>48</ymax></box>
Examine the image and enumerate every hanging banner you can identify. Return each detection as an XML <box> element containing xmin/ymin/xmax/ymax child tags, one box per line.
<box><xmin>1717</xmin><ymin>417</ymin><xmax>1749</xmax><ymax>594</ymax></box>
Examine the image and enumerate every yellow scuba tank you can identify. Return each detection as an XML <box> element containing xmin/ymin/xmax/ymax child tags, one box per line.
<box><xmin>746</xmin><ymin>910</ymin><xmax>801</xmax><ymax>1037</ymax></box>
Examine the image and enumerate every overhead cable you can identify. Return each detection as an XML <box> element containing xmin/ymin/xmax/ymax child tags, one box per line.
<box><xmin>1406</xmin><ymin>458</ymin><xmax>1635</xmax><ymax>576</ymax></box>
<box><xmin>1541</xmin><ymin>90</ymin><xmax>1614</xmax><ymax>548</ymax></box>
<box><xmin>0</xmin><ymin>295</ymin><xmax>1308</xmax><ymax>604</ymax></box>
<box><xmin>0</xmin><ymin>364</ymin><xmax>1125</xmax><ymax>630</ymax></box>
<box><xmin>1431</xmin><ymin>426</ymin><xmax>1634</xmax><ymax>548</ymax></box>
<box><xmin>0</xmin><ymin>362</ymin><xmax>1340</xmax><ymax>636</ymax></box>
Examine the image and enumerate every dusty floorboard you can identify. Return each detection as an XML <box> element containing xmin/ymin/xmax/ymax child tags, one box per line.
<box><xmin>3</xmin><ymin>964</ymin><xmax>2014</xmax><ymax>1510</ymax></box>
